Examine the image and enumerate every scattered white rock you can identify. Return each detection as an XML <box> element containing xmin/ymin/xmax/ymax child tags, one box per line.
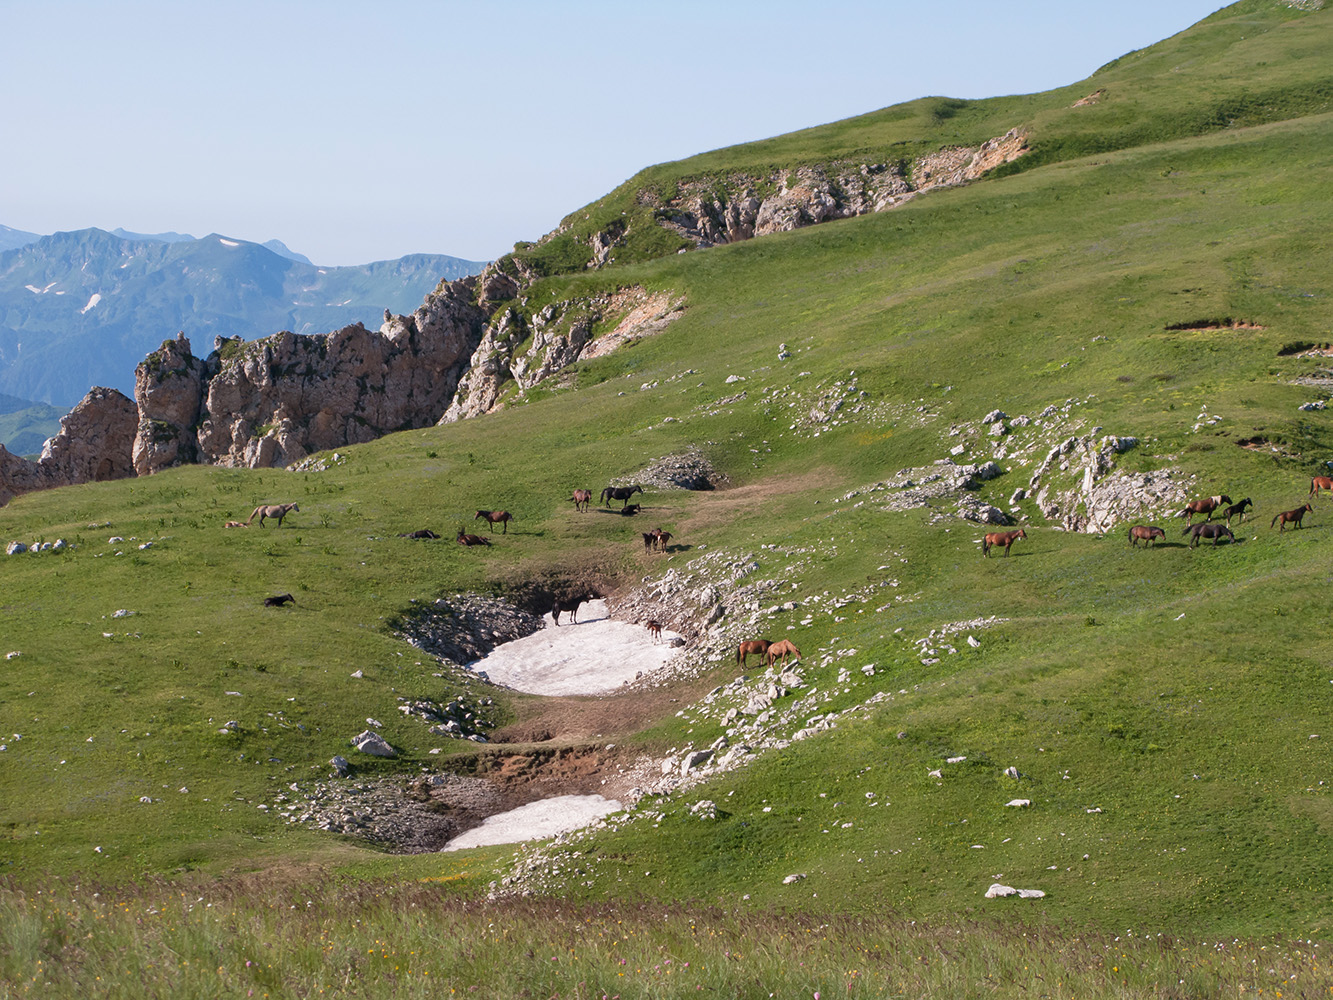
<box><xmin>350</xmin><ymin>669</ymin><xmax>364</xmax><ymax>678</ymax></box>
<box><xmin>350</xmin><ymin>730</ymin><xmax>396</xmax><ymax>757</ymax></box>
<box><xmin>783</xmin><ymin>873</ymin><xmax>807</xmax><ymax>884</ymax></box>
<box><xmin>1003</xmin><ymin>766</ymin><xmax>1019</xmax><ymax>779</ymax></box>
<box><xmin>967</xmin><ymin>636</ymin><xmax>982</xmax><ymax>648</ymax></box>
<box><xmin>946</xmin><ymin>756</ymin><xmax>967</xmax><ymax>764</ymax></box>
<box><xmin>4</xmin><ymin>651</ymin><xmax>19</xmax><ymax>660</ymax></box>
<box><xmin>1005</xmin><ymin>798</ymin><xmax>1031</xmax><ymax>808</ymax></box>
<box><xmin>6</xmin><ymin>542</ymin><xmax>27</xmax><ymax>555</ymax></box>
<box><xmin>111</xmin><ymin>609</ymin><xmax>134</xmax><ymax>618</ymax></box>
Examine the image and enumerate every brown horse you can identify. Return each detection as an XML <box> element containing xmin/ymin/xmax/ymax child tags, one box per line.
<box><xmin>653</xmin><ymin>530</ymin><xmax>673</xmax><ymax>552</ymax></box>
<box><xmin>456</xmin><ymin>530</ymin><xmax>491</xmax><ymax>547</ymax></box>
<box><xmin>982</xmin><ymin>528</ymin><xmax>1027</xmax><ymax>557</ymax></box>
<box><xmin>645</xmin><ymin>620</ymin><xmax>662</xmax><ymax>643</ymax></box>
<box><xmin>1186</xmin><ymin>522</ymin><xmax>1234</xmax><ymax>547</ymax></box>
<box><xmin>475</xmin><ymin>510</ymin><xmax>513</xmax><ymax>534</ymax></box>
<box><xmin>736</xmin><ymin>639</ymin><xmax>771</xmax><ymax>667</ymax></box>
<box><xmin>552</xmin><ymin>595</ymin><xmax>590</xmax><ymax>625</ymax></box>
<box><xmin>247</xmin><ymin>502</ymin><xmax>299</xmax><ymax>527</ymax></box>
<box><xmin>1178</xmin><ymin>495</ymin><xmax>1232</xmax><ymax>526</ymax></box>
<box><xmin>1272</xmin><ymin>503</ymin><xmax>1314</xmax><ymax>531</ymax></box>
<box><xmin>766</xmin><ymin>639</ymin><xmax>802</xmax><ymax>668</ymax></box>
<box><xmin>1128</xmin><ymin>525</ymin><xmax>1166</xmax><ymax>548</ymax></box>
<box><xmin>1311</xmin><ymin>477</ymin><xmax>1333</xmax><ymax>499</ymax></box>
<box><xmin>570</xmin><ymin>489</ymin><xmax>593</xmax><ymax>512</ymax></box>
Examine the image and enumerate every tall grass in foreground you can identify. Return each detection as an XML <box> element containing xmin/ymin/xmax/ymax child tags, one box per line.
<box><xmin>2</xmin><ymin>878</ymin><xmax>1326</xmax><ymax>999</ymax></box>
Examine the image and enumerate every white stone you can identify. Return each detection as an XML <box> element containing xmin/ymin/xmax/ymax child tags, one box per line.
<box><xmin>350</xmin><ymin>730</ymin><xmax>396</xmax><ymax>757</ymax></box>
<box><xmin>1005</xmin><ymin>798</ymin><xmax>1031</xmax><ymax>808</ymax></box>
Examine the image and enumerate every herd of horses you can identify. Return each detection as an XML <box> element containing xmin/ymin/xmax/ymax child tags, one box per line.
<box><xmin>734</xmin><ymin>638</ymin><xmax>802</xmax><ymax>669</ymax></box>
<box><xmin>1121</xmin><ymin>477</ymin><xmax>1330</xmax><ymax>550</ymax></box>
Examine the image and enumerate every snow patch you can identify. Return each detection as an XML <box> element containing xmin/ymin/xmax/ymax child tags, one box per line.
<box><xmin>218</xmin><ymin>238</ymin><xmax>240</xmax><ymax>247</ymax></box>
<box><xmin>80</xmin><ymin>292</ymin><xmax>102</xmax><ymax>314</ymax></box>
<box><xmin>444</xmin><ymin>794</ymin><xmax>622</xmax><ymax>851</ymax></box>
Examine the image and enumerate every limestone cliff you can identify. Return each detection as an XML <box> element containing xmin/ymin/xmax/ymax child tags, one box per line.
<box><xmin>0</xmin><ymin>386</ymin><xmax>136</xmax><ymax>506</ymax></box>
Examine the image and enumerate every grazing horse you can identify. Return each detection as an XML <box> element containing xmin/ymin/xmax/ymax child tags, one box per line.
<box><xmin>263</xmin><ymin>593</ymin><xmax>295</xmax><ymax>607</ymax></box>
<box><xmin>1128</xmin><ymin>525</ymin><xmax>1166</xmax><ymax>548</ymax></box>
<box><xmin>475</xmin><ymin>510</ymin><xmax>513</xmax><ymax>534</ymax></box>
<box><xmin>247</xmin><ymin>502</ymin><xmax>299</xmax><ymax>528</ymax></box>
<box><xmin>1223</xmin><ymin>498</ymin><xmax>1253</xmax><ymax>525</ymax></box>
<box><xmin>601</xmin><ymin>484</ymin><xmax>644</xmax><ymax>508</ymax></box>
<box><xmin>1178</xmin><ymin>495</ymin><xmax>1232</xmax><ymax>526</ymax></box>
<box><xmin>398</xmin><ymin>529</ymin><xmax>440</xmax><ymax>539</ymax></box>
<box><xmin>982</xmin><ymin>528</ymin><xmax>1027</xmax><ymax>557</ymax></box>
<box><xmin>766</xmin><ymin>639</ymin><xmax>802</xmax><ymax>668</ymax></box>
<box><xmin>1311</xmin><ymin>476</ymin><xmax>1333</xmax><ymax>499</ymax></box>
<box><xmin>570</xmin><ymin>489</ymin><xmax>593</xmax><ymax>512</ymax></box>
<box><xmin>645</xmin><ymin>620</ymin><xmax>662</xmax><ymax>643</ymax></box>
<box><xmin>552</xmin><ymin>595</ymin><xmax>590</xmax><ymax>625</ymax></box>
<box><xmin>1272</xmin><ymin>503</ymin><xmax>1314</xmax><ymax>532</ymax></box>
<box><xmin>456</xmin><ymin>530</ymin><xmax>491</xmax><ymax>547</ymax></box>
<box><xmin>736</xmin><ymin>639</ymin><xmax>771</xmax><ymax>667</ymax></box>
<box><xmin>1185</xmin><ymin>522</ymin><xmax>1235</xmax><ymax>547</ymax></box>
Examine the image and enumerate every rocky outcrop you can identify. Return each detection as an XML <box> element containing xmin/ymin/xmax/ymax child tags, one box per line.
<box><xmin>125</xmin><ymin>277</ymin><xmax>488</xmax><ymax>472</ymax></box>
<box><xmin>651</xmin><ymin>129</ymin><xmax>1027</xmax><ymax>251</ymax></box>
<box><xmin>442</xmin><ymin>287</ymin><xmax>683</xmax><ymax>423</ymax></box>
<box><xmin>0</xmin><ymin>386</ymin><xmax>136</xmax><ymax>506</ymax></box>
<box><xmin>132</xmin><ymin>333</ymin><xmax>209</xmax><ymax>475</ymax></box>
<box><xmin>1028</xmin><ymin>433</ymin><xmax>1188</xmax><ymax>532</ymax></box>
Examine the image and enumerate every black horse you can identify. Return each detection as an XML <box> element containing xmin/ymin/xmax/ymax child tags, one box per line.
<box><xmin>601</xmin><ymin>484</ymin><xmax>644</xmax><ymax>508</ymax></box>
<box><xmin>1223</xmin><ymin>498</ymin><xmax>1253</xmax><ymax>525</ymax></box>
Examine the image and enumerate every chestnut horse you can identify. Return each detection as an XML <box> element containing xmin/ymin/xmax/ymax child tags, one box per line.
<box><xmin>766</xmin><ymin>639</ymin><xmax>802</xmax><ymax>668</ymax></box>
<box><xmin>982</xmin><ymin>528</ymin><xmax>1027</xmax><ymax>557</ymax></box>
<box><xmin>645</xmin><ymin>620</ymin><xmax>662</xmax><ymax>643</ymax></box>
<box><xmin>456</xmin><ymin>530</ymin><xmax>491</xmax><ymax>547</ymax></box>
<box><xmin>1311</xmin><ymin>476</ymin><xmax>1333</xmax><ymax>499</ymax></box>
<box><xmin>1272</xmin><ymin>503</ymin><xmax>1313</xmax><ymax>531</ymax></box>
<box><xmin>736</xmin><ymin>639</ymin><xmax>771</xmax><ymax>667</ymax></box>
<box><xmin>1178</xmin><ymin>495</ymin><xmax>1232</xmax><ymax>526</ymax></box>
<box><xmin>570</xmin><ymin>489</ymin><xmax>593</xmax><ymax>512</ymax></box>
<box><xmin>475</xmin><ymin>510</ymin><xmax>513</xmax><ymax>534</ymax></box>
<box><xmin>1185</xmin><ymin>522</ymin><xmax>1234</xmax><ymax>547</ymax></box>
<box><xmin>1128</xmin><ymin>525</ymin><xmax>1166</xmax><ymax>548</ymax></box>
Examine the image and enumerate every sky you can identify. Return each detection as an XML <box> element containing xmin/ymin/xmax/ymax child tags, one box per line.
<box><xmin>2</xmin><ymin>1</ymin><xmax>1227</xmax><ymax>266</ymax></box>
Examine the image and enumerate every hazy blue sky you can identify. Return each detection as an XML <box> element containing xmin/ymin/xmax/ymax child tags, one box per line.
<box><xmin>3</xmin><ymin>1</ymin><xmax>1225</xmax><ymax>265</ymax></box>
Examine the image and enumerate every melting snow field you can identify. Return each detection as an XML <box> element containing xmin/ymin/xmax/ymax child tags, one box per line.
<box><xmin>467</xmin><ymin>599</ymin><xmax>682</xmax><ymax>696</ymax></box>
<box><xmin>443</xmin><ymin>794</ymin><xmax>623</xmax><ymax>851</ymax></box>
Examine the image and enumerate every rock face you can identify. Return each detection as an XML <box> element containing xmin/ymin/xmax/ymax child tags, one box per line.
<box><xmin>128</xmin><ymin>278</ymin><xmax>488</xmax><ymax>473</ymax></box>
<box><xmin>1027</xmin><ymin>433</ymin><xmax>1186</xmax><ymax>532</ymax></box>
<box><xmin>442</xmin><ymin>287</ymin><xmax>683</xmax><ymax>423</ymax></box>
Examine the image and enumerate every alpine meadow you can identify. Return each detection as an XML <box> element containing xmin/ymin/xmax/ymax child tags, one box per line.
<box><xmin>6</xmin><ymin>3</ymin><xmax>1333</xmax><ymax>997</ymax></box>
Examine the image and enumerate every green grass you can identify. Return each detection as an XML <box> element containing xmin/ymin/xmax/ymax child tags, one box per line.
<box><xmin>5</xmin><ymin>0</ymin><xmax>1333</xmax><ymax>989</ymax></box>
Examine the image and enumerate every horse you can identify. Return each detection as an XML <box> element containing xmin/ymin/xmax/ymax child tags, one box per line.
<box><xmin>1128</xmin><ymin>525</ymin><xmax>1166</xmax><ymax>548</ymax></box>
<box><xmin>398</xmin><ymin>529</ymin><xmax>440</xmax><ymax>539</ymax></box>
<box><xmin>224</xmin><ymin>520</ymin><xmax>248</xmax><ymax>528</ymax></box>
<box><xmin>601</xmin><ymin>484</ymin><xmax>644</xmax><ymax>508</ymax></box>
<box><xmin>653</xmin><ymin>530</ymin><xmax>673</xmax><ymax>552</ymax></box>
<box><xmin>1185</xmin><ymin>522</ymin><xmax>1235</xmax><ymax>547</ymax></box>
<box><xmin>619</xmin><ymin>504</ymin><xmax>642</xmax><ymax>516</ymax></box>
<box><xmin>570</xmin><ymin>489</ymin><xmax>593</xmax><ymax>512</ymax></box>
<box><xmin>475</xmin><ymin>510</ymin><xmax>513</xmax><ymax>534</ymax></box>
<box><xmin>642</xmin><ymin>531</ymin><xmax>658</xmax><ymax>552</ymax></box>
<box><xmin>645</xmin><ymin>620</ymin><xmax>662</xmax><ymax>643</ymax></box>
<box><xmin>552</xmin><ymin>595</ymin><xmax>590</xmax><ymax>625</ymax></box>
<box><xmin>1311</xmin><ymin>477</ymin><xmax>1333</xmax><ymax>499</ymax></box>
<box><xmin>1223</xmin><ymin>498</ymin><xmax>1253</xmax><ymax>525</ymax></box>
<box><xmin>456</xmin><ymin>530</ymin><xmax>491</xmax><ymax>547</ymax></box>
<box><xmin>1272</xmin><ymin>503</ymin><xmax>1313</xmax><ymax>532</ymax></box>
<box><xmin>766</xmin><ymin>639</ymin><xmax>802</xmax><ymax>668</ymax></box>
<box><xmin>263</xmin><ymin>593</ymin><xmax>295</xmax><ymax>607</ymax></box>
<box><xmin>736</xmin><ymin>639</ymin><xmax>771</xmax><ymax>667</ymax></box>
<box><xmin>247</xmin><ymin>502</ymin><xmax>299</xmax><ymax>528</ymax></box>
<box><xmin>1178</xmin><ymin>495</ymin><xmax>1232</xmax><ymax>526</ymax></box>
<box><xmin>982</xmin><ymin>528</ymin><xmax>1027</xmax><ymax>557</ymax></box>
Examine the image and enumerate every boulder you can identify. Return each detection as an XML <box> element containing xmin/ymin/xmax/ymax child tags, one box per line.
<box><xmin>350</xmin><ymin>731</ymin><xmax>396</xmax><ymax>757</ymax></box>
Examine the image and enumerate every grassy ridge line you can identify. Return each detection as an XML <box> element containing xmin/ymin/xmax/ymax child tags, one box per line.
<box><xmin>2</xmin><ymin>32</ymin><xmax>1333</xmax><ymax>938</ymax></box>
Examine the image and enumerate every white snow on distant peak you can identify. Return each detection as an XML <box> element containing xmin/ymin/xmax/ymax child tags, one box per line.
<box><xmin>25</xmin><ymin>281</ymin><xmax>59</xmax><ymax>294</ymax></box>
<box><xmin>219</xmin><ymin>238</ymin><xmax>240</xmax><ymax>247</ymax></box>
<box><xmin>81</xmin><ymin>292</ymin><xmax>102</xmax><ymax>314</ymax></box>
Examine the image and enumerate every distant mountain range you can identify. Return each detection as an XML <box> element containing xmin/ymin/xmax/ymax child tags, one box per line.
<box><xmin>0</xmin><ymin>227</ymin><xmax>488</xmax><ymax>409</ymax></box>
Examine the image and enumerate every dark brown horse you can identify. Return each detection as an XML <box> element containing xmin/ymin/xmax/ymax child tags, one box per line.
<box><xmin>601</xmin><ymin>485</ymin><xmax>644</xmax><ymax>508</ymax></box>
<box><xmin>619</xmin><ymin>503</ymin><xmax>642</xmax><ymax>516</ymax></box>
<box><xmin>982</xmin><ymin>528</ymin><xmax>1027</xmax><ymax>557</ymax></box>
<box><xmin>456</xmin><ymin>530</ymin><xmax>491</xmax><ymax>547</ymax></box>
<box><xmin>736</xmin><ymin>639</ymin><xmax>771</xmax><ymax>667</ymax></box>
<box><xmin>263</xmin><ymin>593</ymin><xmax>295</xmax><ymax>607</ymax></box>
<box><xmin>766</xmin><ymin>639</ymin><xmax>802</xmax><ymax>668</ymax></box>
<box><xmin>552</xmin><ymin>595</ymin><xmax>590</xmax><ymax>625</ymax></box>
<box><xmin>1178</xmin><ymin>495</ymin><xmax>1232</xmax><ymax>526</ymax></box>
<box><xmin>1223</xmin><ymin>498</ymin><xmax>1252</xmax><ymax>525</ymax></box>
<box><xmin>398</xmin><ymin>529</ymin><xmax>440</xmax><ymax>539</ymax></box>
<box><xmin>1128</xmin><ymin>525</ymin><xmax>1166</xmax><ymax>548</ymax></box>
<box><xmin>1311</xmin><ymin>476</ymin><xmax>1333</xmax><ymax>499</ymax></box>
<box><xmin>570</xmin><ymin>489</ymin><xmax>593</xmax><ymax>512</ymax></box>
<box><xmin>645</xmin><ymin>620</ymin><xmax>662</xmax><ymax>643</ymax></box>
<box><xmin>1272</xmin><ymin>503</ymin><xmax>1313</xmax><ymax>531</ymax></box>
<box><xmin>475</xmin><ymin>510</ymin><xmax>513</xmax><ymax>534</ymax></box>
<box><xmin>1185</xmin><ymin>522</ymin><xmax>1235</xmax><ymax>547</ymax></box>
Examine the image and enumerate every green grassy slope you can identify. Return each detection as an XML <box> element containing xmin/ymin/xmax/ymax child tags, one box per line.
<box><xmin>3</xmin><ymin>1</ymin><xmax>1333</xmax><ymax>943</ymax></box>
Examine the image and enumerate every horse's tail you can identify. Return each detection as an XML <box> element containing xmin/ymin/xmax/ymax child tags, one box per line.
<box><xmin>1271</xmin><ymin>513</ymin><xmax>1281</xmax><ymax>528</ymax></box>
<box><xmin>246</xmin><ymin>506</ymin><xmax>261</xmax><ymax>524</ymax></box>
